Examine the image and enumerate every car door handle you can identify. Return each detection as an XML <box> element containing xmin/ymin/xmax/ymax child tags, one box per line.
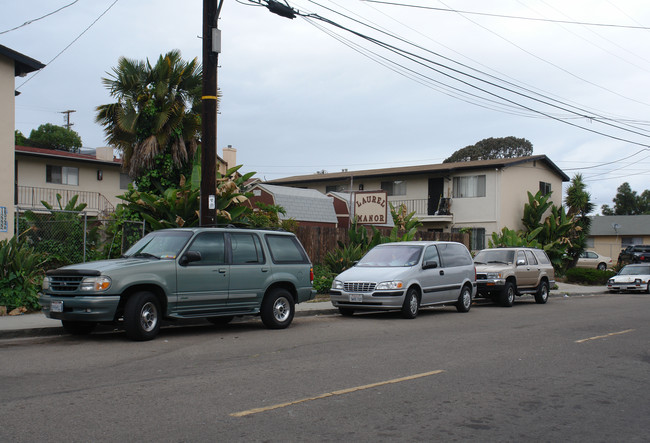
<box><xmin>439</xmin><ymin>270</ymin><xmax>445</xmax><ymax>275</ymax></box>
<box><xmin>217</xmin><ymin>268</ymin><xmax>227</xmax><ymax>273</ymax></box>
<box><xmin>261</xmin><ymin>267</ymin><xmax>269</xmax><ymax>272</ymax></box>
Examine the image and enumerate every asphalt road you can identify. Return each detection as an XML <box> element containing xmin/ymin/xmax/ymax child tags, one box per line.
<box><xmin>1</xmin><ymin>293</ymin><xmax>648</xmax><ymax>442</ymax></box>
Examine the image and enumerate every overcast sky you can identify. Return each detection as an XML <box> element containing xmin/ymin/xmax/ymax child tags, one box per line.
<box><xmin>3</xmin><ymin>0</ymin><xmax>650</xmax><ymax>212</ymax></box>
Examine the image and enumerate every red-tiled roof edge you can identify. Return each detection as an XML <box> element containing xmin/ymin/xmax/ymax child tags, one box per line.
<box><xmin>15</xmin><ymin>145</ymin><xmax>122</xmax><ymax>165</ymax></box>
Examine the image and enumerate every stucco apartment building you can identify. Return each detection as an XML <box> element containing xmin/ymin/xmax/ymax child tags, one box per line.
<box><xmin>268</xmin><ymin>155</ymin><xmax>570</xmax><ymax>250</ymax></box>
<box><xmin>0</xmin><ymin>45</ymin><xmax>44</xmax><ymax>240</ymax></box>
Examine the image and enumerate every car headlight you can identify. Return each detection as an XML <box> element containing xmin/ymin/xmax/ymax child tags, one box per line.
<box><xmin>634</xmin><ymin>278</ymin><xmax>642</xmax><ymax>285</ymax></box>
<box><xmin>608</xmin><ymin>279</ymin><xmax>614</xmax><ymax>284</ymax></box>
<box><xmin>376</xmin><ymin>281</ymin><xmax>404</xmax><ymax>290</ymax></box>
<box><xmin>486</xmin><ymin>272</ymin><xmax>502</xmax><ymax>279</ymax></box>
<box><xmin>332</xmin><ymin>280</ymin><xmax>343</xmax><ymax>290</ymax></box>
<box><xmin>42</xmin><ymin>276</ymin><xmax>51</xmax><ymax>290</ymax></box>
<box><xmin>79</xmin><ymin>276</ymin><xmax>112</xmax><ymax>292</ymax></box>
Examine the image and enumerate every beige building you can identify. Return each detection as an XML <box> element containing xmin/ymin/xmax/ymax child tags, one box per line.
<box><xmin>0</xmin><ymin>45</ymin><xmax>44</xmax><ymax>240</ymax></box>
<box><xmin>268</xmin><ymin>155</ymin><xmax>570</xmax><ymax>250</ymax></box>
<box><xmin>588</xmin><ymin>215</ymin><xmax>650</xmax><ymax>263</ymax></box>
<box><xmin>15</xmin><ymin>145</ymin><xmax>127</xmax><ymax>215</ymax></box>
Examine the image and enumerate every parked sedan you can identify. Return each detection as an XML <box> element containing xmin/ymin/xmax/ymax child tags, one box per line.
<box><xmin>607</xmin><ymin>264</ymin><xmax>650</xmax><ymax>293</ymax></box>
<box><xmin>576</xmin><ymin>250</ymin><xmax>613</xmax><ymax>270</ymax></box>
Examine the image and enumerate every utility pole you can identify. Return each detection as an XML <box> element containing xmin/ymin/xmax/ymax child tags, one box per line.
<box><xmin>200</xmin><ymin>0</ymin><xmax>223</xmax><ymax>226</ymax></box>
<box><xmin>60</xmin><ymin>109</ymin><xmax>76</xmax><ymax>130</ymax></box>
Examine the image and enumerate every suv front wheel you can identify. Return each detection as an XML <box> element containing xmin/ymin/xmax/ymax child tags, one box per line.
<box><xmin>499</xmin><ymin>281</ymin><xmax>515</xmax><ymax>307</ymax></box>
<box><xmin>261</xmin><ymin>288</ymin><xmax>295</xmax><ymax>329</ymax></box>
<box><xmin>124</xmin><ymin>291</ymin><xmax>161</xmax><ymax>341</ymax></box>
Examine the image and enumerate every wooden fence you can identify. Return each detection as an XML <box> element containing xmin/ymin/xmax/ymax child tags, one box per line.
<box><xmin>293</xmin><ymin>225</ymin><xmax>469</xmax><ymax>265</ymax></box>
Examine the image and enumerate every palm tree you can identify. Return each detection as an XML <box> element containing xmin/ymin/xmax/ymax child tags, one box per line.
<box><xmin>96</xmin><ymin>50</ymin><xmax>203</xmax><ymax>179</ymax></box>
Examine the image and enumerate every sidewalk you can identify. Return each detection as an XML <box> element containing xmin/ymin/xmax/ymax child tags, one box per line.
<box><xmin>0</xmin><ymin>282</ymin><xmax>605</xmax><ymax>339</ymax></box>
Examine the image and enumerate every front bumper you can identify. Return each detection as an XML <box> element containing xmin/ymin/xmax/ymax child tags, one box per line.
<box><xmin>607</xmin><ymin>282</ymin><xmax>648</xmax><ymax>292</ymax></box>
<box><xmin>329</xmin><ymin>289</ymin><xmax>406</xmax><ymax>310</ymax></box>
<box><xmin>39</xmin><ymin>292</ymin><xmax>121</xmax><ymax>322</ymax></box>
<box><xmin>476</xmin><ymin>278</ymin><xmax>506</xmax><ymax>294</ymax></box>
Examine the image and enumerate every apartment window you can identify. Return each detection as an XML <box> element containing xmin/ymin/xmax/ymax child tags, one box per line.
<box><xmin>46</xmin><ymin>165</ymin><xmax>78</xmax><ymax>186</ymax></box>
<box><xmin>452</xmin><ymin>175</ymin><xmax>486</xmax><ymax>198</ymax></box>
<box><xmin>326</xmin><ymin>185</ymin><xmax>346</xmax><ymax>193</ymax></box>
<box><xmin>381</xmin><ymin>180</ymin><xmax>407</xmax><ymax>196</ymax></box>
<box><xmin>453</xmin><ymin>227</ymin><xmax>485</xmax><ymax>251</ymax></box>
<box><xmin>0</xmin><ymin>206</ymin><xmax>7</xmax><ymax>232</ymax></box>
<box><xmin>539</xmin><ymin>181</ymin><xmax>552</xmax><ymax>195</ymax></box>
<box><xmin>120</xmin><ymin>173</ymin><xmax>132</xmax><ymax>190</ymax></box>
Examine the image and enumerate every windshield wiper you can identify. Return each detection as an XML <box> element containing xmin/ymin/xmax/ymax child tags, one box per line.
<box><xmin>474</xmin><ymin>261</ymin><xmax>485</xmax><ymax>264</ymax></box>
<box><xmin>487</xmin><ymin>260</ymin><xmax>507</xmax><ymax>264</ymax></box>
<box><xmin>134</xmin><ymin>252</ymin><xmax>160</xmax><ymax>260</ymax></box>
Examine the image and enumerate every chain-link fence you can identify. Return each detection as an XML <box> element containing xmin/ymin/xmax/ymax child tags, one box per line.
<box><xmin>15</xmin><ymin>208</ymin><xmax>145</xmax><ymax>270</ymax></box>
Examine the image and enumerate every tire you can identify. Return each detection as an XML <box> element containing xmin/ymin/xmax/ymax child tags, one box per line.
<box><xmin>401</xmin><ymin>287</ymin><xmax>419</xmax><ymax>319</ymax></box>
<box><xmin>456</xmin><ymin>284</ymin><xmax>473</xmax><ymax>313</ymax></box>
<box><xmin>338</xmin><ymin>307</ymin><xmax>355</xmax><ymax>317</ymax></box>
<box><xmin>61</xmin><ymin>320</ymin><xmax>97</xmax><ymax>335</ymax></box>
<box><xmin>535</xmin><ymin>280</ymin><xmax>549</xmax><ymax>304</ymax></box>
<box><xmin>207</xmin><ymin>316</ymin><xmax>234</xmax><ymax>326</ymax></box>
<box><xmin>597</xmin><ymin>263</ymin><xmax>607</xmax><ymax>271</ymax></box>
<box><xmin>261</xmin><ymin>288</ymin><xmax>295</xmax><ymax>329</ymax></box>
<box><xmin>646</xmin><ymin>283</ymin><xmax>650</xmax><ymax>295</ymax></box>
<box><xmin>124</xmin><ymin>291</ymin><xmax>161</xmax><ymax>341</ymax></box>
<box><xmin>499</xmin><ymin>281</ymin><xmax>515</xmax><ymax>307</ymax></box>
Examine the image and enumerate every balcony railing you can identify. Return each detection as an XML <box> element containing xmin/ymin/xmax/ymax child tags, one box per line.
<box><xmin>389</xmin><ymin>198</ymin><xmax>452</xmax><ymax>217</ymax></box>
<box><xmin>17</xmin><ymin>186</ymin><xmax>115</xmax><ymax>215</ymax></box>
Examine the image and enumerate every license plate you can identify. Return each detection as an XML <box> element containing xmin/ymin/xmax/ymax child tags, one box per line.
<box><xmin>349</xmin><ymin>293</ymin><xmax>363</xmax><ymax>303</ymax></box>
<box><xmin>51</xmin><ymin>300</ymin><xmax>63</xmax><ymax>313</ymax></box>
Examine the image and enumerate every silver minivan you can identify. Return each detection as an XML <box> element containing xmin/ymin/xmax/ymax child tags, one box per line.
<box><xmin>330</xmin><ymin>241</ymin><xmax>476</xmax><ymax>318</ymax></box>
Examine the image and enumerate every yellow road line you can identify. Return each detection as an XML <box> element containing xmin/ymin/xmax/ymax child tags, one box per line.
<box><xmin>575</xmin><ymin>329</ymin><xmax>635</xmax><ymax>343</ymax></box>
<box><xmin>230</xmin><ymin>369</ymin><xmax>445</xmax><ymax>417</ymax></box>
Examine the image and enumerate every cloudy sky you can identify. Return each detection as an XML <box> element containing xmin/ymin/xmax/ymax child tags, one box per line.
<box><xmin>3</xmin><ymin>0</ymin><xmax>650</xmax><ymax>211</ymax></box>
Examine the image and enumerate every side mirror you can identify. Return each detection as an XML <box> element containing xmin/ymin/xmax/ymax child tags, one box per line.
<box><xmin>423</xmin><ymin>260</ymin><xmax>438</xmax><ymax>270</ymax></box>
<box><xmin>516</xmin><ymin>259</ymin><xmax>526</xmax><ymax>266</ymax></box>
<box><xmin>179</xmin><ymin>250</ymin><xmax>202</xmax><ymax>266</ymax></box>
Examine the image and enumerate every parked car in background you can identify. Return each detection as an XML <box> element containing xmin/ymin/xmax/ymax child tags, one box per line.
<box><xmin>576</xmin><ymin>250</ymin><xmax>613</xmax><ymax>270</ymax></box>
<box><xmin>330</xmin><ymin>241</ymin><xmax>476</xmax><ymax>319</ymax></box>
<box><xmin>607</xmin><ymin>264</ymin><xmax>650</xmax><ymax>293</ymax></box>
<box><xmin>39</xmin><ymin>227</ymin><xmax>316</xmax><ymax>341</ymax></box>
<box><xmin>474</xmin><ymin>247</ymin><xmax>554</xmax><ymax>307</ymax></box>
<box><xmin>617</xmin><ymin>245</ymin><xmax>650</xmax><ymax>265</ymax></box>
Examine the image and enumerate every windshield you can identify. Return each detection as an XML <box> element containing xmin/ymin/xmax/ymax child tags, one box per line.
<box><xmin>474</xmin><ymin>249</ymin><xmax>515</xmax><ymax>264</ymax></box>
<box><xmin>124</xmin><ymin>231</ymin><xmax>193</xmax><ymax>259</ymax></box>
<box><xmin>619</xmin><ymin>265</ymin><xmax>650</xmax><ymax>275</ymax></box>
<box><xmin>357</xmin><ymin>245</ymin><xmax>422</xmax><ymax>267</ymax></box>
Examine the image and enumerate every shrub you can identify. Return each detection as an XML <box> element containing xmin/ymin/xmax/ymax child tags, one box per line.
<box><xmin>0</xmin><ymin>235</ymin><xmax>48</xmax><ymax>311</ymax></box>
<box><xmin>313</xmin><ymin>264</ymin><xmax>335</xmax><ymax>294</ymax></box>
<box><xmin>565</xmin><ymin>267</ymin><xmax>616</xmax><ymax>285</ymax></box>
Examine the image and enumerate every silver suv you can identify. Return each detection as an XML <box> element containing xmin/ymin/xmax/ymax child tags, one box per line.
<box><xmin>39</xmin><ymin>227</ymin><xmax>316</xmax><ymax>340</ymax></box>
<box><xmin>474</xmin><ymin>247</ymin><xmax>554</xmax><ymax>307</ymax></box>
<box><xmin>330</xmin><ymin>241</ymin><xmax>476</xmax><ymax>318</ymax></box>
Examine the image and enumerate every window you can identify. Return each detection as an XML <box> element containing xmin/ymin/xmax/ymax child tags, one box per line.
<box><xmin>452</xmin><ymin>175</ymin><xmax>486</xmax><ymax>198</ymax></box>
<box><xmin>0</xmin><ymin>206</ymin><xmax>6</xmax><ymax>232</ymax></box>
<box><xmin>326</xmin><ymin>185</ymin><xmax>346</xmax><ymax>193</ymax></box>
<box><xmin>621</xmin><ymin>237</ymin><xmax>643</xmax><ymax>247</ymax></box>
<box><xmin>186</xmin><ymin>232</ymin><xmax>226</xmax><ymax>265</ymax></box>
<box><xmin>539</xmin><ymin>181</ymin><xmax>552</xmax><ymax>195</ymax></box>
<box><xmin>422</xmin><ymin>245</ymin><xmax>440</xmax><ymax>267</ymax></box>
<box><xmin>452</xmin><ymin>227</ymin><xmax>485</xmax><ymax>250</ymax></box>
<box><xmin>266</xmin><ymin>235</ymin><xmax>308</xmax><ymax>263</ymax></box>
<box><xmin>525</xmin><ymin>250</ymin><xmax>538</xmax><ymax>265</ymax></box>
<box><xmin>516</xmin><ymin>250</ymin><xmax>526</xmax><ymax>264</ymax></box>
<box><xmin>120</xmin><ymin>173</ymin><xmax>132</xmax><ymax>190</ymax></box>
<box><xmin>438</xmin><ymin>243</ymin><xmax>473</xmax><ymax>267</ymax></box>
<box><xmin>381</xmin><ymin>180</ymin><xmax>407</xmax><ymax>196</ymax></box>
<box><xmin>46</xmin><ymin>165</ymin><xmax>78</xmax><ymax>185</ymax></box>
<box><xmin>231</xmin><ymin>233</ymin><xmax>264</xmax><ymax>264</ymax></box>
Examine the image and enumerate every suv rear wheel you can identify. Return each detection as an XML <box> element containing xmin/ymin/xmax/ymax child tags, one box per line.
<box><xmin>535</xmin><ymin>280</ymin><xmax>549</xmax><ymax>304</ymax></box>
<box><xmin>499</xmin><ymin>281</ymin><xmax>515</xmax><ymax>307</ymax></box>
<box><xmin>261</xmin><ymin>288</ymin><xmax>295</xmax><ymax>329</ymax></box>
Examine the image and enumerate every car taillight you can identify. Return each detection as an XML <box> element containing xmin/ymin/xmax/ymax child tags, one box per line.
<box><xmin>310</xmin><ymin>267</ymin><xmax>314</xmax><ymax>285</ymax></box>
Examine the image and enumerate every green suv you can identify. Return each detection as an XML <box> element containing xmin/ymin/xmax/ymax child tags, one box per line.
<box><xmin>38</xmin><ymin>227</ymin><xmax>316</xmax><ymax>340</ymax></box>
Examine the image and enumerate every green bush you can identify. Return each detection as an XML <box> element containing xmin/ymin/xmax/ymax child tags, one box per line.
<box><xmin>565</xmin><ymin>267</ymin><xmax>616</xmax><ymax>285</ymax></box>
<box><xmin>313</xmin><ymin>264</ymin><xmax>335</xmax><ymax>294</ymax></box>
<box><xmin>0</xmin><ymin>236</ymin><xmax>48</xmax><ymax>311</ymax></box>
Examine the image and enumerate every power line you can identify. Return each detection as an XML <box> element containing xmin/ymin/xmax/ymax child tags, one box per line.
<box><xmin>0</xmin><ymin>0</ymin><xmax>80</xmax><ymax>35</ymax></box>
<box><xmin>360</xmin><ymin>0</ymin><xmax>650</xmax><ymax>30</ymax></box>
<box><xmin>17</xmin><ymin>0</ymin><xmax>120</xmax><ymax>90</ymax></box>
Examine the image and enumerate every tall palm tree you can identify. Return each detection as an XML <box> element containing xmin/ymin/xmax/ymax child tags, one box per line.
<box><xmin>96</xmin><ymin>50</ymin><xmax>203</xmax><ymax>178</ymax></box>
